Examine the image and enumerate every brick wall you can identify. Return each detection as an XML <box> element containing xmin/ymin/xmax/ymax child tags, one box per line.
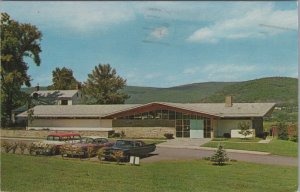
<box><xmin>1</xmin><ymin>129</ymin><xmax>108</xmax><ymax>138</ymax></box>
<box><xmin>113</xmin><ymin>127</ymin><xmax>175</xmax><ymax>138</ymax></box>
<box><xmin>1</xmin><ymin>127</ymin><xmax>175</xmax><ymax>139</ymax></box>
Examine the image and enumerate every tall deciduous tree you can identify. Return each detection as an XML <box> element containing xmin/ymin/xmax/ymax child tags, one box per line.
<box><xmin>49</xmin><ymin>67</ymin><xmax>78</xmax><ymax>90</ymax></box>
<box><xmin>83</xmin><ymin>64</ymin><xmax>129</xmax><ymax>104</ymax></box>
<box><xmin>1</xmin><ymin>13</ymin><xmax>42</xmax><ymax>126</ymax></box>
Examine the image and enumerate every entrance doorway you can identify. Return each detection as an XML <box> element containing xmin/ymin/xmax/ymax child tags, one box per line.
<box><xmin>190</xmin><ymin>120</ymin><xmax>204</xmax><ymax>138</ymax></box>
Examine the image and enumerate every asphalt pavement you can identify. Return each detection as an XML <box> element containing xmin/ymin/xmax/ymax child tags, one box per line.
<box><xmin>141</xmin><ymin>147</ymin><xmax>298</xmax><ymax>167</ymax></box>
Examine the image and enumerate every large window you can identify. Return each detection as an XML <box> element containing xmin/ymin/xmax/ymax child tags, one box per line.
<box><xmin>114</xmin><ymin>108</ymin><xmax>211</xmax><ymax>138</ymax></box>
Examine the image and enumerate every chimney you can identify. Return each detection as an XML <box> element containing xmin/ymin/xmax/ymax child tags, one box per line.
<box><xmin>225</xmin><ymin>96</ymin><xmax>233</xmax><ymax>107</ymax></box>
<box><xmin>35</xmin><ymin>83</ymin><xmax>40</xmax><ymax>91</ymax></box>
<box><xmin>76</xmin><ymin>83</ymin><xmax>81</xmax><ymax>90</ymax></box>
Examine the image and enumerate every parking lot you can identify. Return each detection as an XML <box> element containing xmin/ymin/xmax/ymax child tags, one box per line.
<box><xmin>1</xmin><ymin>137</ymin><xmax>298</xmax><ymax>167</ymax></box>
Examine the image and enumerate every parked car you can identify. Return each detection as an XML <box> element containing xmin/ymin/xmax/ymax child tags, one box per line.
<box><xmin>32</xmin><ymin>133</ymin><xmax>82</xmax><ymax>155</ymax></box>
<box><xmin>103</xmin><ymin>139</ymin><xmax>156</xmax><ymax>161</ymax></box>
<box><xmin>61</xmin><ymin>136</ymin><xmax>114</xmax><ymax>158</ymax></box>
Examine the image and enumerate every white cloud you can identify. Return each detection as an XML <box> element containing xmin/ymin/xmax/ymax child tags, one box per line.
<box><xmin>3</xmin><ymin>1</ymin><xmax>297</xmax><ymax>36</ymax></box>
<box><xmin>187</xmin><ymin>6</ymin><xmax>297</xmax><ymax>43</ymax></box>
<box><xmin>2</xmin><ymin>2</ymin><xmax>136</xmax><ymax>33</ymax></box>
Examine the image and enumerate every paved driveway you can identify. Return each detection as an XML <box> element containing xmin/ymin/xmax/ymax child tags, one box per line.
<box><xmin>141</xmin><ymin>147</ymin><xmax>298</xmax><ymax>166</ymax></box>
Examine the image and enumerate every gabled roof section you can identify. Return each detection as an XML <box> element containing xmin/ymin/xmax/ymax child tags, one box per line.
<box><xmin>31</xmin><ymin>90</ymin><xmax>79</xmax><ymax>99</ymax></box>
<box><xmin>102</xmin><ymin>102</ymin><xmax>219</xmax><ymax>118</ymax></box>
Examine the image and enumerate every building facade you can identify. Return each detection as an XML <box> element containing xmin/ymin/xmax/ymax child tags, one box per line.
<box><xmin>18</xmin><ymin>99</ymin><xmax>275</xmax><ymax>139</ymax></box>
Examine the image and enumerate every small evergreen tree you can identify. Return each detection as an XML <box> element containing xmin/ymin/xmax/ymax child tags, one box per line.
<box><xmin>210</xmin><ymin>143</ymin><xmax>229</xmax><ymax>166</ymax></box>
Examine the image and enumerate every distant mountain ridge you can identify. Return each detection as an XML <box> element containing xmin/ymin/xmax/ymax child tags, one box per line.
<box><xmin>199</xmin><ymin>77</ymin><xmax>298</xmax><ymax>106</ymax></box>
<box><xmin>122</xmin><ymin>82</ymin><xmax>235</xmax><ymax>104</ymax></box>
<box><xmin>21</xmin><ymin>77</ymin><xmax>298</xmax><ymax>105</ymax></box>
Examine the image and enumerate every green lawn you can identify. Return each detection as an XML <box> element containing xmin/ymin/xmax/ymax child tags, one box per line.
<box><xmin>211</xmin><ymin>138</ymin><xmax>261</xmax><ymax>143</ymax></box>
<box><xmin>1</xmin><ymin>153</ymin><xmax>298</xmax><ymax>192</ymax></box>
<box><xmin>202</xmin><ymin>139</ymin><xmax>298</xmax><ymax>157</ymax></box>
<box><xmin>108</xmin><ymin>138</ymin><xmax>166</xmax><ymax>145</ymax></box>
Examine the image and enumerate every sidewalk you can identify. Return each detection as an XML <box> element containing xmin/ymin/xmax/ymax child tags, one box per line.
<box><xmin>157</xmin><ymin>138</ymin><xmax>270</xmax><ymax>155</ymax></box>
<box><xmin>258</xmin><ymin>139</ymin><xmax>272</xmax><ymax>144</ymax></box>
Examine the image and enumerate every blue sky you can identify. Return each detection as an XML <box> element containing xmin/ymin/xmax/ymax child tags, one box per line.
<box><xmin>1</xmin><ymin>1</ymin><xmax>298</xmax><ymax>88</ymax></box>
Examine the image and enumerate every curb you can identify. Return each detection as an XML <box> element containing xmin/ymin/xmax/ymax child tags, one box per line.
<box><xmin>157</xmin><ymin>145</ymin><xmax>270</xmax><ymax>155</ymax></box>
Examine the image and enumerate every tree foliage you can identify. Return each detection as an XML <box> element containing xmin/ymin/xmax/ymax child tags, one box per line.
<box><xmin>277</xmin><ymin>122</ymin><xmax>289</xmax><ymax>140</ymax></box>
<box><xmin>48</xmin><ymin>67</ymin><xmax>78</xmax><ymax>90</ymax></box>
<box><xmin>238</xmin><ymin>121</ymin><xmax>253</xmax><ymax>138</ymax></box>
<box><xmin>210</xmin><ymin>143</ymin><xmax>229</xmax><ymax>166</ymax></box>
<box><xmin>83</xmin><ymin>64</ymin><xmax>129</xmax><ymax>104</ymax></box>
<box><xmin>1</xmin><ymin>12</ymin><xmax>42</xmax><ymax>126</ymax></box>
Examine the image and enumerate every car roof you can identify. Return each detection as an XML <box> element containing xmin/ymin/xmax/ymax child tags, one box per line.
<box><xmin>47</xmin><ymin>133</ymin><xmax>81</xmax><ymax>137</ymax></box>
<box><xmin>83</xmin><ymin>136</ymin><xmax>108</xmax><ymax>139</ymax></box>
<box><xmin>116</xmin><ymin>139</ymin><xmax>142</xmax><ymax>142</ymax></box>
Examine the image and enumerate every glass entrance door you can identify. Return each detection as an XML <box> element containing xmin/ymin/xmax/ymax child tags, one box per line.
<box><xmin>190</xmin><ymin>120</ymin><xmax>204</xmax><ymax>138</ymax></box>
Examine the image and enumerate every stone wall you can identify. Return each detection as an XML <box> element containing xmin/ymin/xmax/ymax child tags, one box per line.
<box><xmin>1</xmin><ymin>129</ymin><xmax>108</xmax><ymax>138</ymax></box>
<box><xmin>113</xmin><ymin>127</ymin><xmax>175</xmax><ymax>138</ymax></box>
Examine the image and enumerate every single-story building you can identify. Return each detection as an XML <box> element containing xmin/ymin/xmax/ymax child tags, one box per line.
<box><xmin>17</xmin><ymin>97</ymin><xmax>275</xmax><ymax>139</ymax></box>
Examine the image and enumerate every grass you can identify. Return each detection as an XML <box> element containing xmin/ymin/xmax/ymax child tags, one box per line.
<box><xmin>202</xmin><ymin>139</ymin><xmax>298</xmax><ymax>157</ymax></box>
<box><xmin>212</xmin><ymin>138</ymin><xmax>261</xmax><ymax>143</ymax></box>
<box><xmin>1</xmin><ymin>153</ymin><xmax>297</xmax><ymax>192</ymax></box>
<box><xmin>108</xmin><ymin>138</ymin><xmax>166</xmax><ymax>145</ymax></box>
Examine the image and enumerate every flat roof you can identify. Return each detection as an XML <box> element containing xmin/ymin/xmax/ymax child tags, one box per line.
<box><xmin>17</xmin><ymin>102</ymin><xmax>276</xmax><ymax>118</ymax></box>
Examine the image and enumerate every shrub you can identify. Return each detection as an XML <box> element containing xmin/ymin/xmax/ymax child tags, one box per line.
<box><xmin>290</xmin><ymin>136</ymin><xmax>298</xmax><ymax>143</ymax></box>
<box><xmin>19</xmin><ymin>142</ymin><xmax>27</xmax><ymax>155</ymax></box>
<box><xmin>108</xmin><ymin>130</ymin><xmax>115</xmax><ymax>138</ymax></box>
<box><xmin>238</xmin><ymin>121</ymin><xmax>253</xmax><ymax>139</ymax></box>
<box><xmin>120</xmin><ymin>131</ymin><xmax>126</xmax><ymax>138</ymax></box>
<box><xmin>28</xmin><ymin>143</ymin><xmax>37</xmax><ymax>155</ymax></box>
<box><xmin>44</xmin><ymin>144</ymin><xmax>56</xmax><ymax>155</ymax></box>
<box><xmin>11</xmin><ymin>142</ymin><xmax>19</xmax><ymax>154</ymax></box>
<box><xmin>277</xmin><ymin>122</ymin><xmax>289</xmax><ymax>140</ymax></box>
<box><xmin>112</xmin><ymin>133</ymin><xmax>121</xmax><ymax>138</ymax></box>
<box><xmin>111</xmin><ymin>150</ymin><xmax>124</xmax><ymax>164</ymax></box>
<box><xmin>210</xmin><ymin>143</ymin><xmax>229</xmax><ymax>166</ymax></box>
<box><xmin>60</xmin><ymin>143</ymin><xmax>80</xmax><ymax>158</ymax></box>
<box><xmin>164</xmin><ymin>133</ymin><xmax>174</xmax><ymax>139</ymax></box>
<box><xmin>2</xmin><ymin>141</ymin><xmax>13</xmax><ymax>153</ymax></box>
<box><xmin>97</xmin><ymin>148</ymin><xmax>106</xmax><ymax>161</ymax></box>
<box><xmin>223</xmin><ymin>133</ymin><xmax>231</xmax><ymax>138</ymax></box>
<box><xmin>86</xmin><ymin>145</ymin><xmax>94</xmax><ymax>159</ymax></box>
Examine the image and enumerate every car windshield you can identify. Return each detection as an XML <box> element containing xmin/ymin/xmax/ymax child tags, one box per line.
<box><xmin>47</xmin><ymin>136</ymin><xmax>60</xmax><ymax>141</ymax></box>
<box><xmin>115</xmin><ymin>140</ymin><xmax>134</xmax><ymax>147</ymax></box>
